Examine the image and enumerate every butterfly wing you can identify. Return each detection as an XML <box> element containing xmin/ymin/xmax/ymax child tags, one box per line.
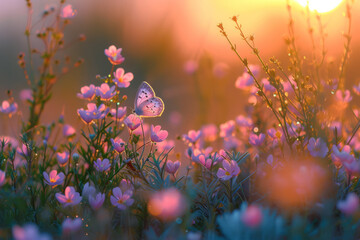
<box><xmin>135</xmin><ymin>97</ymin><xmax>164</xmax><ymax>117</ymax></box>
<box><xmin>135</xmin><ymin>82</ymin><xmax>155</xmax><ymax>109</ymax></box>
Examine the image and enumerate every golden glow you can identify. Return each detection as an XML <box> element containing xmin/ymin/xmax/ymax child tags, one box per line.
<box><xmin>295</xmin><ymin>0</ymin><xmax>343</xmax><ymax>13</ymax></box>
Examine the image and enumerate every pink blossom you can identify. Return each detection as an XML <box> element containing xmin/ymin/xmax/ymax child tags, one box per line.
<box><xmin>124</xmin><ymin>114</ymin><xmax>142</xmax><ymax>131</ymax></box>
<box><xmin>113</xmin><ymin>68</ymin><xmax>133</xmax><ymax>88</ymax></box>
<box><xmin>307</xmin><ymin>137</ymin><xmax>328</xmax><ymax>158</ymax></box>
<box><xmin>89</xmin><ymin>193</ymin><xmax>105</xmax><ymax>210</ymax></box>
<box><xmin>63</xmin><ymin>124</ymin><xmax>75</xmax><ymax>137</ymax></box>
<box><xmin>17</xmin><ymin>144</ymin><xmax>29</xmax><ymax>158</ymax></box>
<box><xmin>235</xmin><ymin>72</ymin><xmax>253</xmax><ymax>89</ymax></box>
<box><xmin>217</xmin><ymin>160</ymin><xmax>240</xmax><ymax>180</ymax></box>
<box><xmin>219</xmin><ymin>120</ymin><xmax>236</xmax><ymax>138</ymax></box>
<box><xmin>261</xmin><ymin>78</ymin><xmax>276</xmax><ymax>92</ymax></box>
<box><xmin>43</xmin><ymin>170</ymin><xmax>65</xmax><ymax>187</ymax></box>
<box><xmin>62</xmin><ymin>218</ymin><xmax>82</xmax><ymax>234</ymax></box>
<box><xmin>155</xmin><ymin>140</ymin><xmax>175</xmax><ymax>153</ymax></box>
<box><xmin>335</xmin><ymin>90</ymin><xmax>352</xmax><ymax>103</ymax></box>
<box><xmin>0</xmin><ymin>136</ymin><xmax>18</xmax><ymax>149</ymax></box>
<box><xmin>184</xmin><ymin>60</ymin><xmax>198</xmax><ymax>75</ymax></box>
<box><xmin>56</xmin><ymin>152</ymin><xmax>69</xmax><ymax>167</ymax></box>
<box><xmin>236</xmin><ymin>115</ymin><xmax>253</xmax><ymax>127</ymax></box>
<box><xmin>77</xmin><ymin>84</ymin><xmax>96</xmax><ymax>100</ymax></box>
<box><xmin>55</xmin><ymin>186</ymin><xmax>82</xmax><ymax>207</ymax></box>
<box><xmin>132</xmin><ymin>123</ymin><xmax>149</xmax><ymax>136</ymax></box>
<box><xmin>201</xmin><ymin>124</ymin><xmax>218</xmax><ymax>142</ymax></box>
<box><xmin>0</xmin><ymin>100</ymin><xmax>18</xmax><ymax>115</ymax></box>
<box><xmin>60</xmin><ymin>4</ymin><xmax>76</xmax><ymax>19</ymax></box>
<box><xmin>111</xmin><ymin>137</ymin><xmax>125</xmax><ymax>153</ymax></box>
<box><xmin>104</xmin><ymin>45</ymin><xmax>125</xmax><ymax>65</ymax></box>
<box><xmin>110</xmin><ymin>107</ymin><xmax>127</xmax><ymax>121</ymax></box>
<box><xmin>96</xmin><ymin>83</ymin><xmax>116</xmax><ymax>101</ymax></box>
<box><xmin>331</xmin><ymin>145</ymin><xmax>352</xmax><ymax>169</ymax></box>
<box><xmin>267</xmin><ymin>128</ymin><xmax>282</xmax><ymax>139</ymax></box>
<box><xmin>94</xmin><ymin>158</ymin><xmax>111</xmax><ymax>172</ymax></box>
<box><xmin>150</xmin><ymin>125</ymin><xmax>168</xmax><ymax>142</ymax></box>
<box><xmin>241</xmin><ymin>205</ymin><xmax>263</xmax><ymax>227</ymax></box>
<box><xmin>110</xmin><ymin>187</ymin><xmax>134</xmax><ymax>210</ymax></box>
<box><xmin>249</xmin><ymin>133</ymin><xmax>265</xmax><ymax>146</ymax></box>
<box><xmin>199</xmin><ymin>155</ymin><xmax>213</xmax><ymax>169</ymax></box>
<box><xmin>77</xmin><ymin>103</ymin><xmax>108</xmax><ymax>124</ymax></box>
<box><xmin>0</xmin><ymin>170</ymin><xmax>5</xmax><ymax>187</ymax></box>
<box><xmin>165</xmin><ymin>160</ymin><xmax>181</xmax><ymax>174</ymax></box>
<box><xmin>19</xmin><ymin>89</ymin><xmax>33</xmax><ymax>102</ymax></box>
<box><xmin>337</xmin><ymin>193</ymin><xmax>359</xmax><ymax>215</ymax></box>
<box><xmin>353</xmin><ymin>83</ymin><xmax>360</xmax><ymax>95</ymax></box>
<box><xmin>12</xmin><ymin>224</ymin><xmax>51</xmax><ymax>240</ymax></box>
<box><xmin>183</xmin><ymin>130</ymin><xmax>201</xmax><ymax>143</ymax></box>
<box><xmin>212</xmin><ymin>149</ymin><xmax>226</xmax><ymax>164</ymax></box>
<box><xmin>148</xmin><ymin>188</ymin><xmax>186</xmax><ymax>221</ymax></box>
<box><xmin>342</xmin><ymin>158</ymin><xmax>360</xmax><ymax>176</ymax></box>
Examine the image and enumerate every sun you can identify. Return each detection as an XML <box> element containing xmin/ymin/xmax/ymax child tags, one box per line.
<box><xmin>295</xmin><ymin>0</ymin><xmax>343</xmax><ymax>13</ymax></box>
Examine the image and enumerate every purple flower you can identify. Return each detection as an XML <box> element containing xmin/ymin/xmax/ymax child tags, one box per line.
<box><xmin>113</xmin><ymin>68</ymin><xmax>134</xmax><ymax>88</ymax></box>
<box><xmin>55</xmin><ymin>186</ymin><xmax>82</xmax><ymax>207</ymax></box>
<box><xmin>217</xmin><ymin>160</ymin><xmax>240</xmax><ymax>180</ymax></box>
<box><xmin>96</xmin><ymin>83</ymin><xmax>116</xmax><ymax>101</ymax></box>
<box><xmin>82</xmin><ymin>182</ymin><xmax>96</xmax><ymax>198</ymax></box>
<box><xmin>111</xmin><ymin>137</ymin><xmax>126</xmax><ymax>153</ymax></box>
<box><xmin>110</xmin><ymin>107</ymin><xmax>127</xmax><ymax>121</ymax></box>
<box><xmin>94</xmin><ymin>158</ymin><xmax>111</xmax><ymax>172</ymax></box>
<box><xmin>77</xmin><ymin>84</ymin><xmax>96</xmax><ymax>100</ymax></box>
<box><xmin>261</xmin><ymin>78</ymin><xmax>276</xmax><ymax>92</ymax></box>
<box><xmin>151</xmin><ymin>125</ymin><xmax>168</xmax><ymax>143</ymax></box>
<box><xmin>56</xmin><ymin>152</ymin><xmax>69</xmax><ymax>167</ymax></box>
<box><xmin>0</xmin><ymin>100</ymin><xmax>18</xmax><ymax>115</ymax></box>
<box><xmin>120</xmin><ymin>179</ymin><xmax>134</xmax><ymax>192</ymax></box>
<box><xmin>104</xmin><ymin>45</ymin><xmax>125</xmax><ymax>65</ymax></box>
<box><xmin>77</xmin><ymin>103</ymin><xmax>108</xmax><ymax>124</ymax></box>
<box><xmin>331</xmin><ymin>145</ymin><xmax>353</xmax><ymax>169</ymax></box>
<box><xmin>124</xmin><ymin>114</ymin><xmax>142</xmax><ymax>131</ymax></box>
<box><xmin>199</xmin><ymin>155</ymin><xmax>213</xmax><ymax>170</ymax></box>
<box><xmin>249</xmin><ymin>133</ymin><xmax>265</xmax><ymax>146</ymax></box>
<box><xmin>62</xmin><ymin>218</ymin><xmax>82</xmax><ymax>234</ymax></box>
<box><xmin>43</xmin><ymin>170</ymin><xmax>65</xmax><ymax>187</ymax></box>
<box><xmin>165</xmin><ymin>160</ymin><xmax>181</xmax><ymax>174</ymax></box>
<box><xmin>89</xmin><ymin>193</ymin><xmax>105</xmax><ymax>210</ymax></box>
<box><xmin>353</xmin><ymin>83</ymin><xmax>360</xmax><ymax>95</ymax></box>
<box><xmin>19</xmin><ymin>89</ymin><xmax>33</xmax><ymax>102</ymax></box>
<box><xmin>219</xmin><ymin>120</ymin><xmax>235</xmax><ymax>138</ymax></box>
<box><xmin>337</xmin><ymin>193</ymin><xmax>359</xmax><ymax>215</ymax></box>
<box><xmin>236</xmin><ymin>115</ymin><xmax>253</xmax><ymax>127</ymax></box>
<box><xmin>307</xmin><ymin>137</ymin><xmax>328</xmax><ymax>158</ymax></box>
<box><xmin>235</xmin><ymin>72</ymin><xmax>253</xmax><ymax>89</ymax></box>
<box><xmin>60</xmin><ymin>4</ymin><xmax>76</xmax><ymax>18</ymax></box>
<box><xmin>335</xmin><ymin>89</ymin><xmax>352</xmax><ymax>103</ymax></box>
<box><xmin>183</xmin><ymin>130</ymin><xmax>201</xmax><ymax>143</ymax></box>
<box><xmin>63</xmin><ymin>124</ymin><xmax>75</xmax><ymax>138</ymax></box>
<box><xmin>12</xmin><ymin>224</ymin><xmax>51</xmax><ymax>240</ymax></box>
<box><xmin>0</xmin><ymin>170</ymin><xmax>5</xmax><ymax>187</ymax></box>
<box><xmin>110</xmin><ymin>187</ymin><xmax>134</xmax><ymax>210</ymax></box>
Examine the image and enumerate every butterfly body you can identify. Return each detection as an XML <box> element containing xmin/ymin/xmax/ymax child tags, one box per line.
<box><xmin>134</xmin><ymin>82</ymin><xmax>164</xmax><ymax>118</ymax></box>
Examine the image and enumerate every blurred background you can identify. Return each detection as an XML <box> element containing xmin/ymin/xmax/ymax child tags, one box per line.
<box><xmin>0</xmin><ymin>0</ymin><xmax>360</xmax><ymax>140</ymax></box>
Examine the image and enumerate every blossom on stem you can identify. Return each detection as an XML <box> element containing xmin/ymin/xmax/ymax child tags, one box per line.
<box><xmin>150</xmin><ymin>125</ymin><xmax>168</xmax><ymax>142</ymax></box>
<box><xmin>104</xmin><ymin>45</ymin><xmax>125</xmax><ymax>65</ymax></box>
<box><xmin>96</xmin><ymin>83</ymin><xmax>116</xmax><ymax>101</ymax></box>
<box><xmin>249</xmin><ymin>133</ymin><xmax>265</xmax><ymax>146</ymax></box>
<box><xmin>183</xmin><ymin>130</ymin><xmax>201</xmax><ymax>143</ymax></box>
<box><xmin>111</xmin><ymin>137</ymin><xmax>126</xmax><ymax>153</ymax></box>
<box><xmin>165</xmin><ymin>160</ymin><xmax>181</xmax><ymax>174</ymax></box>
<box><xmin>217</xmin><ymin>160</ymin><xmax>240</xmax><ymax>180</ymax></box>
<box><xmin>0</xmin><ymin>100</ymin><xmax>18</xmax><ymax>115</ymax></box>
<box><xmin>337</xmin><ymin>193</ymin><xmax>359</xmax><ymax>215</ymax></box>
<box><xmin>63</xmin><ymin>124</ymin><xmax>75</xmax><ymax>138</ymax></box>
<box><xmin>60</xmin><ymin>4</ymin><xmax>76</xmax><ymax>19</ymax></box>
<box><xmin>307</xmin><ymin>137</ymin><xmax>328</xmax><ymax>158</ymax></box>
<box><xmin>110</xmin><ymin>187</ymin><xmax>134</xmax><ymax>210</ymax></box>
<box><xmin>56</xmin><ymin>152</ymin><xmax>69</xmax><ymax>167</ymax></box>
<box><xmin>219</xmin><ymin>120</ymin><xmax>236</xmax><ymax>138</ymax></box>
<box><xmin>113</xmin><ymin>68</ymin><xmax>134</xmax><ymax>88</ymax></box>
<box><xmin>77</xmin><ymin>84</ymin><xmax>96</xmax><ymax>100</ymax></box>
<box><xmin>43</xmin><ymin>170</ymin><xmax>65</xmax><ymax>187</ymax></box>
<box><xmin>94</xmin><ymin>158</ymin><xmax>111</xmax><ymax>172</ymax></box>
<box><xmin>124</xmin><ymin>114</ymin><xmax>142</xmax><ymax>131</ymax></box>
<box><xmin>77</xmin><ymin>103</ymin><xmax>108</xmax><ymax>124</ymax></box>
<box><xmin>55</xmin><ymin>186</ymin><xmax>82</xmax><ymax>207</ymax></box>
<box><xmin>110</xmin><ymin>107</ymin><xmax>127</xmax><ymax>122</ymax></box>
<box><xmin>89</xmin><ymin>193</ymin><xmax>105</xmax><ymax>210</ymax></box>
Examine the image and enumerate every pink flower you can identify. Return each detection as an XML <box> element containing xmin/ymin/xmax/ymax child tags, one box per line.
<box><xmin>150</xmin><ymin>125</ymin><xmax>168</xmax><ymax>142</ymax></box>
<box><xmin>148</xmin><ymin>188</ymin><xmax>187</xmax><ymax>221</ymax></box>
<box><xmin>236</xmin><ymin>115</ymin><xmax>253</xmax><ymax>127</ymax></box>
<box><xmin>331</xmin><ymin>145</ymin><xmax>352</xmax><ymax>169</ymax></box>
<box><xmin>104</xmin><ymin>45</ymin><xmax>125</xmax><ymax>65</ymax></box>
<box><xmin>261</xmin><ymin>78</ymin><xmax>276</xmax><ymax>92</ymax></box>
<box><xmin>60</xmin><ymin>4</ymin><xmax>76</xmax><ymax>19</ymax></box>
<box><xmin>110</xmin><ymin>187</ymin><xmax>134</xmax><ymax>210</ymax></box>
<box><xmin>113</xmin><ymin>68</ymin><xmax>133</xmax><ymax>88</ymax></box>
<box><xmin>201</xmin><ymin>124</ymin><xmax>218</xmax><ymax>142</ymax></box>
<box><xmin>337</xmin><ymin>193</ymin><xmax>359</xmax><ymax>215</ymax></box>
<box><xmin>89</xmin><ymin>193</ymin><xmax>105</xmax><ymax>210</ymax></box>
<box><xmin>56</xmin><ymin>152</ymin><xmax>69</xmax><ymax>167</ymax></box>
<box><xmin>307</xmin><ymin>137</ymin><xmax>328</xmax><ymax>158</ymax></box>
<box><xmin>235</xmin><ymin>72</ymin><xmax>253</xmax><ymax>89</ymax></box>
<box><xmin>217</xmin><ymin>160</ymin><xmax>240</xmax><ymax>180</ymax></box>
<box><xmin>241</xmin><ymin>205</ymin><xmax>263</xmax><ymax>227</ymax></box>
<box><xmin>111</xmin><ymin>137</ymin><xmax>126</xmax><ymax>153</ymax></box>
<box><xmin>183</xmin><ymin>130</ymin><xmax>201</xmax><ymax>143</ymax></box>
<box><xmin>77</xmin><ymin>84</ymin><xmax>96</xmax><ymax>100</ymax></box>
<box><xmin>94</xmin><ymin>158</ymin><xmax>111</xmax><ymax>172</ymax></box>
<box><xmin>199</xmin><ymin>155</ymin><xmax>213</xmax><ymax>169</ymax></box>
<box><xmin>96</xmin><ymin>83</ymin><xmax>116</xmax><ymax>101</ymax></box>
<box><xmin>155</xmin><ymin>140</ymin><xmax>175</xmax><ymax>153</ymax></box>
<box><xmin>220</xmin><ymin>120</ymin><xmax>236</xmax><ymax>138</ymax></box>
<box><xmin>62</xmin><ymin>218</ymin><xmax>82</xmax><ymax>234</ymax></box>
<box><xmin>43</xmin><ymin>170</ymin><xmax>65</xmax><ymax>187</ymax></box>
<box><xmin>165</xmin><ymin>160</ymin><xmax>181</xmax><ymax>174</ymax></box>
<box><xmin>336</xmin><ymin>89</ymin><xmax>352</xmax><ymax>103</ymax></box>
<box><xmin>0</xmin><ymin>136</ymin><xmax>18</xmax><ymax>149</ymax></box>
<box><xmin>124</xmin><ymin>114</ymin><xmax>142</xmax><ymax>131</ymax></box>
<box><xmin>0</xmin><ymin>100</ymin><xmax>18</xmax><ymax>115</ymax></box>
<box><xmin>0</xmin><ymin>170</ymin><xmax>5</xmax><ymax>187</ymax></box>
<box><xmin>249</xmin><ymin>133</ymin><xmax>265</xmax><ymax>146</ymax></box>
<box><xmin>55</xmin><ymin>186</ymin><xmax>82</xmax><ymax>207</ymax></box>
<box><xmin>342</xmin><ymin>158</ymin><xmax>360</xmax><ymax>176</ymax></box>
<box><xmin>110</xmin><ymin>107</ymin><xmax>127</xmax><ymax>121</ymax></box>
<box><xmin>77</xmin><ymin>103</ymin><xmax>108</xmax><ymax>124</ymax></box>
<box><xmin>19</xmin><ymin>89</ymin><xmax>33</xmax><ymax>102</ymax></box>
<box><xmin>12</xmin><ymin>224</ymin><xmax>51</xmax><ymax>240</ymax></box>
<box><xmin>132</xmin><ymin>123</ymin><xmax>149</xmax><ymax>136</ymax></box>
<box><xmin>63</xmin><ymin>124</ymin><xmax>75</xmax><ymax>137</ymax></box>
<box><xmin>184</xmin><ymin>60</ymin><xmax>198</xmax><ymax>75</ymax></box>
<box><xmin>353</xmin><ymin>83</ymin><xmax>360</xmax><ymax>95</ymax></box>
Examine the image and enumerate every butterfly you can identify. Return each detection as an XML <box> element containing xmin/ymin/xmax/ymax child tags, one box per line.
<box><xmin>134</xmin><ymin>81</ymin><xmax>164</xmax><ymax>118</ymax></box>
